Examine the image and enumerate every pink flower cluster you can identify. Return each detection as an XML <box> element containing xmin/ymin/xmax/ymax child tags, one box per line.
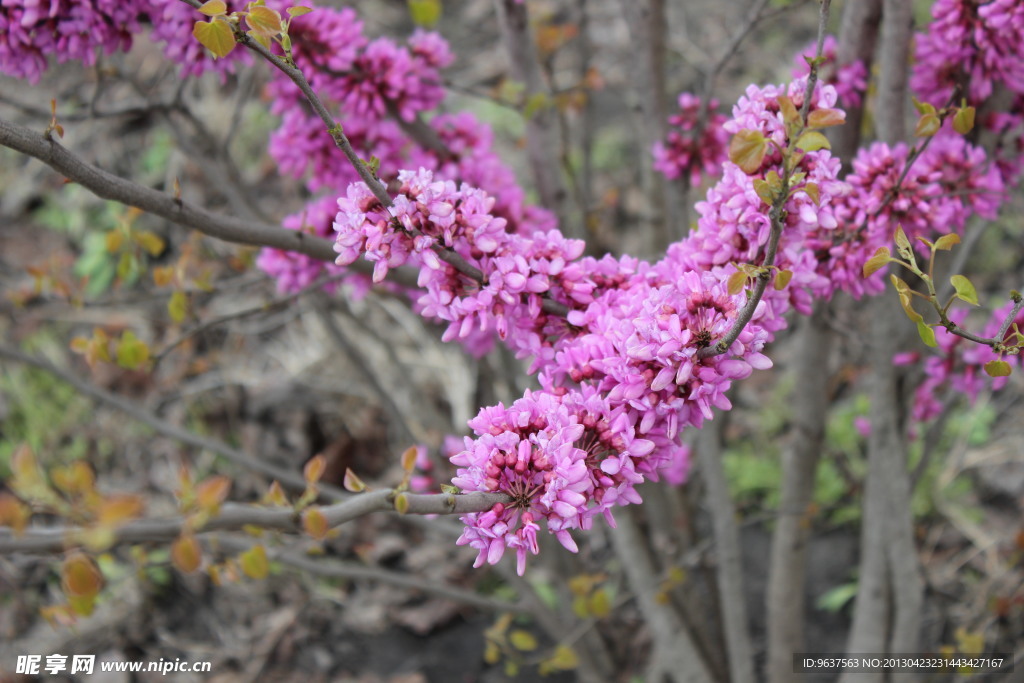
<box><xmin>255</xmin><ymin>4</ymin><xmax>554</xmax><ymax>298</ymax></box>
<box><xmin>334</xmin><ymin>169</ymin><xmax>587</xmax><ymax>359</ymax></box>
<box><xmin>0</xmin><ymin>0</ymin><xmax>139</xmax><ymax>83</ymax></box>
<box><xmin>912</xmin><ymin>0</ymin><xmax>1024</xmax><ymax>106</ymax></box>
<box><xmin>652</xmin><ymin>93</ymin><xmax>729</xmax><ymax>186</ymax></box>
<box><xmin>665</xmin><ymin>78</ymin><xmax>848</xmax><ymax>312</ymax></box>
<box><xmin>825</xmin><ymin>133</ymin><xmax>1004</xmax><ymax>299</ymax></box>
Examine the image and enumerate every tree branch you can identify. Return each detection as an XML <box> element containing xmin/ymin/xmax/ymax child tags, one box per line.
<box><xmin>0</xmin><ymin>489</ymin><xmax>510</xmax><ymax>555</ymax></box>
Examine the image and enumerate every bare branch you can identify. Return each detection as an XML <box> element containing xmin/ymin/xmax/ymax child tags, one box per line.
<box><xmin>0</xmin><ymin>489</ymin><xmax>509</xmax><ymax>555</ymax></box>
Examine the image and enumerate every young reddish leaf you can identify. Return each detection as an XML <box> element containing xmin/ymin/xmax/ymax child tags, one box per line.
<box><xmin>862</xmin><ymin>246</ymin><xmax>891</xmax><ymax>278</ymax></box>
<box><xmin>262</xmin><ymin>480</ymin><xmax>288</xmax><ymax>506</ymax></box>
<box><xmin>915</xmin><ymin>113</ymin><xmax>941</xmax><ymax>137</ymax></box>
<box><xmin>96</xmin><ymin>495</ymin><xmax>145</xmax><ymax>527</ymax></box>
<box><xmin>195</xmin><ymin>475</ymin><xmax>231</xmax><ymax>512</ymax></box>
<box><xmin>984</xmin><ymin>359</ymin><xmax>1012</xmax><ymax>377</ymax></box>
<box><xmin>168</xmin><ymin>290</ymin><xmax>188</xmax><ymax>323</ymax></box>
<box><xmin>239</xmin><ymin>544</ymin><xmax>269</xmax><ymax>579</ymax></box>
<box><xmin>953</xmin><ymin>106</ymin><xmax>975</xmax><ymax>135</ymax></box>
<box><xmin>171</xmin><ymin>534</ymin><xmax>202</xmax><ymax>573</ymax></box>
<box><xmin>304</xmin><ymin>454</ymin><xmax>326</xmax><ymax>484</ymax></box>
<box><xmin>726</xmin><ymin>269</ymin><xmax>747</xmax><ymax>295</ymax></box>
<box><xmin>198</xmin><ymin>0</ymin><xmax>227</xmax><ymax>16</ymax></box>
<box><xmin>10</xmin><ymin>444</ymin><xmax>57</xmax><ymax>503</ymax></box>
<box><xmin>934</xmin><ymin>233</ymin><xmax>961</xmax><ymax>251</ymax></box>
<box><xmin>62</xmin><ymin>553</ymin><xmax>103</xmax><ymax>597</ymax></box>
<box><xmin>153</xmin><ymin>265</ymin><xmax>175</xmax><ymax>287</ymax></box>
<box><xmin>287</xmin><ymin>6</ymin><xmax>313</xmax><ymax>16</ymax></box>
<box><xmin>807</xmin><ymin>108</ymin><xmax>846</xmax><ymax>129</ymax></box>
<box><xmin>343</xmin><ymin>468</ymin><xmax>366</xmax><ymax>492</ymax></box>
<box><xmin>193</xmin><ymin>19</ymin><xmax>237</xmax><ymax>59</ymax></box>
<box><xmin>302</xmin><ymin>507</ymin><xmax>329</xmax><ymax>540</ymax></box>
<box><xmin>728</xmin><ymin>129</ymin><xmax>767</xmax><ymax>174</ymax></box>
<box><xmin>795</xmin><ymin>131</ymin><xmax>830</xmax><ymax>152</ymax></box>
<box><xmin>51</xmin><ymin>460</ymin><xmax>96</xmax><ymax>498</ymax></box>
<box><xmin>917</xmin><ymin>322</ymin><xmax>937</xmax><ymax>348</ymax></box>
<box><xmin>777</xmin><ymin>95</ymin><xmax>800</xmax><ymax>127</ymax></box>
<box><xmin>400</xmin><ymin>445</ymin><xmax>418</xmax><ymax>472</ymax></box>
<box><xmin>774</xmin><ymin>269</ymin><xmax>793</xmax><ymax>290</ymax></box>
<box><xmin>950</xmin><ymin>274</ymin><xmax>979</xmax><ymax>305</ymax></box>
<box><xmin>394</xmin><ymin>492</ymin><xmax>410</xmax><ymax>515</ymax></box>
<box><xmin>245</xmin><ymin>5</ymin><xmax>282</xmax><ymax>36</ymax></box>
<box><xmin>407</xmin><ymin>0</ymin><xmax>441</xmax><ymax>27</ymax></box>
<box><xmin>0</xmin><ymin>493</ymin><xmax>30</xmax><ymax>535</ymax></box>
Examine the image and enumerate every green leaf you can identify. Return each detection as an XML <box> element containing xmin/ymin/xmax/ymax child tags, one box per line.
<box><xmin>950</xmin><ymin>274</ymin><xmax>979</xmax><ymax>305</ymax></box>
<box><xmin>774</xmin><ymin>269</ymin><xmax>793</xmax><ymax>290</ymax></box>
<box><xmin>816</xmin><ymin>582</ymin><xmax>858</xmax><ymax>613</ymax></box>
<box><xmin>193</xmin><ymin>19</ymin><xmax>236</xmax><ymax>59</ymax></box>
<box><xmin>394</xmin><ymin>492</ymin><xmax>409</xmax><ymax>515</ymax></box>
<box><xmin>287</xmin><ymin>6</ymin><xmax>313</xmax><ymax>16</ymax></box>
<box><xmin>407</xmin><ymin>0</ymin><xmax>441</xmax><ymax>27</ymax></box>
<box><xmin>727</xmin><ymin>269</ymin><xmax>747</xmax><ymax>295</ymax></box>
<box><xmin>539</xmin><ymin>645</ymin><xmax>579</xmax><ymax>675</ymax></box>
<box><xmin>115</xmin><ymin>330</ymin><xmax>150</xmax><ymax>370</ymax></box>
<box><xmin>753</xmin><ymin>179</ymin><xmax>774</xmax><ymax>205</ymax></box>
<box><xmin>917</xmin><ymin>322</ymin><xmax>937</xmax><ymax>347</ymax></box>
<box><xmin>953</xmin><ymin>106</ymin><xmax>975</xmax><ymax>135</ymax></box>
<box><xmin>983</xmin><ymin>360</ymin><xmax>1011</xmax><ymax>377</ymax></box>
<box><xmin>795</xmin><ymin>130</ymin><xmax>830</xmax><ymax>152</ymax></box>
<box><xmin>803</xmin><ymin>182</ymin><xmax>820</xmax><ymax>205</ymax></box>
<box><xmin>239</xmin><ymin>544</ymin><xmax>269</xmax><ymax>580</ymax></box>
<box><xmin>894</xmin><ymin>224</ymin><xmax>912</xmax><ymax>261</ymax></box>
<box><xmin>915</xmin><ymin>112</ymin><xmax>941</xmax><ymax>137</ymax></box>
<box><xmin>134</xmin><ymin>230</ymin><xmax>165</xmax><ymax>257</ymax></box>
<box><xmin>934</xmin><ymin>233</ymin><xmax>960</xmax><ymax>251</ymax></box>
<box><xmin>523</xmin><ymin>92</ymin><xmax>550</xmax><ymax>119</ymax></box>
<box><xmin>246</xmin><ymin>6</ymin><xmax>282</xmax><ymax>37</ymax></box>
<box><xmin>588</xmin><ymin>589</ymin><xmax>612</xmax><ymax>618</ymax></box>
<box><xmin>198</xmin><ymin>0</ymin><xmax>227</xmax><ymax>16</ymax></box>
<box><xmin>911</xmin><ymin>96</ymin><xmax>936</xmax><ymax>116</ymax></box>
<box><xmin>168</xmin><ymin>290</ymin><xmax>188</xmax><ymax>324</ymax></box>
<box><xmin>509</xmin><ymin>630</ymin><xmax>538</xmax><ymax>652</ymax></box>
<box><xmin>728</xmin><ymin>129</ymin><xmax>767</xmax><ymax>174</ymax></box>
<box><xmin>862</xmin><ymin>246</ymin><xmax>890</xmax><ymax>278</ymax></box>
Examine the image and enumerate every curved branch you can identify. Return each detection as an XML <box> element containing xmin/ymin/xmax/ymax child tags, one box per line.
<box><xmin>0</xmin><ymin>117</ymin><xmax>338</xmax><ymax>264</ymax></box>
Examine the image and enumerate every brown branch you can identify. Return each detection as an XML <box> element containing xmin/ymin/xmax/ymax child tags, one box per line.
<box><xmin>0</xmin><ymin>489</ymin><xmax>510</xmax><ymax>555</ymax></box>
<box><xmin>0</xmin><ymin>116</ymin><xmax>339</xmax><ymax>263</ymax></box>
